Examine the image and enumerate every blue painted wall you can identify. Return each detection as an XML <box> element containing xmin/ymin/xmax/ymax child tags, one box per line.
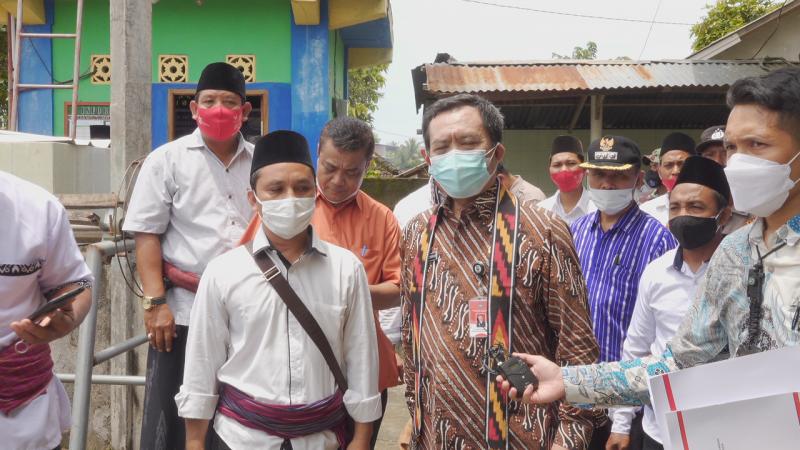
<box><xmin>17</xmin><ymin>0</ymin><xmax>55</xmax><ymax>135</ymax></box>
<box><xmin>291</xmin><ymin>0</ymin><xmax>330</xmax><ymax>163</ymax></box>
<box><xmin>151</xmin><ymin>82</ymin><xmax>292</xmax><ymax>149</ymax></box>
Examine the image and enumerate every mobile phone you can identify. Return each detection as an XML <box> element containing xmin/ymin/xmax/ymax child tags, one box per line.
<box><xmin>27</xmin><ymin>286</ymin><xmax>85</xmax><ymax>321</ymax></box>
<box><xmin>497</xmin><ymin>356</ymin><xmax>539</xmax><ymax>398</ymax></box>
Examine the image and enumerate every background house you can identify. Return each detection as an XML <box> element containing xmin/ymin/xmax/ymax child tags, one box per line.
<box><xmin>12</xmin><ymin>0</ymin><xmax>393</xmax><ymax>161</ymax></box>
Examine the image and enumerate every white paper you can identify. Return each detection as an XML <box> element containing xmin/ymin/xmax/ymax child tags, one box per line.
<box><xmin>664</xmin><ymin>392</ymin><xmax>800</xmax><ymax>450</ymax></box>
<box><xmin>648</xmin><ymin>346</ymin><xmax>800</xmax><ymax>450</ymax></box>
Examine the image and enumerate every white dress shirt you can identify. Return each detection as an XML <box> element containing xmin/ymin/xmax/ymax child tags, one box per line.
<box><xmin>537</xmin><ymin>188</ymin><xmax>597</xmax><ymax>225</ymax></box>
<box><xmin>122</xmin><ymin>128</ymin><xmax>253</xmax><ymax>325</ymax></box>
<box><xmin>175</xmin><ymin>226</ymin><xmax>382</xmax><ymax>449</ymax></box>
<box><xmin>0</xmin><ymin>171</ymin><xmax>93</xmax><ymax>450</ymax></box>
<box><xmin>639</xmin><ymin>193</ymin><xmax>669</xmax><ymax>226</ymax></box>
<box><xmin>610</xmin><ymin>248</ymin><xmax>707</xmax><ymax>443</ymax></box>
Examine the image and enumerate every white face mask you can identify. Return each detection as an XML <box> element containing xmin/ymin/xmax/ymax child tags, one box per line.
<box><xmin>316</xmin><ymin>178</ymin><xmax>362</xmax><ymax>205</ymax></box>
<box><xmin>724</xmin><ymin>152</ymin><xmax>800</xmax><ymax>218</ymax></box>
<box><xmin>589</xmin><ymin>187</ymin><xmax>634</xmax><ymax>215</ymax></box>
<box><xmin>255</xmin><ymin>196</ymin><xmax>316</xmax><ymax>240</ymax></box>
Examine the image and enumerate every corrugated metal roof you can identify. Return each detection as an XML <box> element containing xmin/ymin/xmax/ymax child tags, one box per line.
<box><xmin>421</xmin><ymin>60</ymin><xmax>786</xmax><ymax>94</ymax></box>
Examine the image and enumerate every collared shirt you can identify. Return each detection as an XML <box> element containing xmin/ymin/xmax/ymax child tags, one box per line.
<box><xmin>561</xmin><ymin>215</ymin><xmax>800</xmax><ymax>408</ymax></box>
<box><xmin>639</xmin><ymin>194</ymin><xmax>669</xmax><ymax>226</ymax></box>
<box><xmin>570</xmin><ymin>206</ymin><xmax>677</xmax><ymax>361</ymax></box>
<box><xmin>311</xmin><ymin>190</ymin><xmax>402</xmax><ymax>391</ymax></box>
<box><xmin>0</xmin><ymin>171</ymin><xmax>93</xmax><ymax>450</ymax></box>
<box><xmin>400</xmin><ymin>183</ymin><xmax>599</xmax><ymax>450</ymax></box>
<box><xmin>123</xmin><ymin>128</ymin><xmax>253</xmax><ymax>325</ymax></box>
<box><xmin>610</xmin><ymin>248</ymin><xmax>708</xmax><ymax>443</ymax></box>
<box><xmin>176</xmin><ymin>227</ymin><xmax>382</xmax><ymax>449</ymax></box>
<box><xmin>538</xmin><ymin>188</ymin><xmax>597</xmax><ymax>225</ymax></box>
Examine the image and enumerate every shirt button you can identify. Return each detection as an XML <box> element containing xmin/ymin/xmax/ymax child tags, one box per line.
<box><xmin>231</xmin><ymin>220</ymin><xmax>235</xmax><ymax>225</ymax></box>
<box><xmin>228</xmin><ymin>195</ymin><xmax>232</xmax><ymax>199</ymax></box>
<box><xmin>226</xmin><ymin>168</ymin><xmax>229</xmax><ymax>173</ymax></box>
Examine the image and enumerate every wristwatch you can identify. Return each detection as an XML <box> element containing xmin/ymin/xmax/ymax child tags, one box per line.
<box><xmin>141</xmin><ymin>295</ymin><xmax>167</xmax><ymax>311</ymax></box>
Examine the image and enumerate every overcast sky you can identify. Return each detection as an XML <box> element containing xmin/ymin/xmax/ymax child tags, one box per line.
<box><xmin>372</xmin><ymin>0</ymin><xmax>713</xmax><ymax>145</ymax></box>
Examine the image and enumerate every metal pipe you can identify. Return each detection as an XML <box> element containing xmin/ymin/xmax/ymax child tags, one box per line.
<box><xmin>69</xmin><ymin>0</ymin><xmax>85</xmax><ymax>141</ymax></box>
<box><xmin>18</xmin><ymin>83</ymin><xmax>74</xmax><ymax>89</ymax></box>
<box><xmin>58</xmin><ymin>373</ymin><xmax>146</xmax><ymax>386</ymax></box>
<box><xmin>69</xmin><ymin>239</ymin><xmax>135</xmax><ymax>450</ymax></box>
<box><xmin>19</xmin><ymin>32</ymin><xmax>77</xmax><ymax>38</ymax></box>
<box><xmin>9</xmin><ymin>0</ymin><xmax>23</xmax><ymax>131</ymax></box>
<box><xmin>93</xmin><ymin>334</ymin><xmax>148</xmax><ymax>366</ymax></box>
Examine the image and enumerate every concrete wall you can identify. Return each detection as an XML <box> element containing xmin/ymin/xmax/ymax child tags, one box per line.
<box><xmin>713</xmin><ymin>9</ymin><xmax>800</xmax><ymax>61</ymax></box>
<box><xmin>0</xmin><ymin>141</ymin><xmax>110</xmax><ymax>193</ymax></box>
<box><xmin>502</xmin><ymin>128</ymin><xmax>705</xmax><ymax>196</ymax></box>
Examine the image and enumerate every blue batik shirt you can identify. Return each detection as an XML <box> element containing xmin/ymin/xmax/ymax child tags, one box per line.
<box><xmin>562</xmin><ymin>214</ymin><xmax>800</xmax><ymax>408</ymax></box>
<box><xmin>571</xmin><ymin>205</ymin><xmax>677</xmax><ymax>361</ymax></box>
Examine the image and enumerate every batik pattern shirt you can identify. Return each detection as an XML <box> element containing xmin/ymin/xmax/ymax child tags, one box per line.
<box><xmin>562</xmin><ymin>215</ymin><xmax>800</xmax><ymax>408</ymax></box>
<box><xmin>570</xmin><ymin>207</ymin><xmax>677</xmax><ymax>361</ymax></box>
<box><xmin>401</xmin><ymin>184</ymin><xmax>600</xmax><ymax>450</ymax></box>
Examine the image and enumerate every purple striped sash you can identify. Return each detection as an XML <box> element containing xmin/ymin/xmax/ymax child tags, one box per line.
<box><xmin>0</xmin><ymin>342</ymin><xmax>53</xmax><ymax>415</ymax></box>
<box><xmin>217</xmin><ymin>384</ymin><xmax>348</xmax><ymax>447</ymax></box>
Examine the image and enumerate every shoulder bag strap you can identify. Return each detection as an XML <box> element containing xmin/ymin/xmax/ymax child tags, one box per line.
<box><xmin>246</xmin><ymin>244</ymin><xmax>349</xmax><ymax>392</ymax></box>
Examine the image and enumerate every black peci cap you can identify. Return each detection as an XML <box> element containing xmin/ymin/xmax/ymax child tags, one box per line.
<box><xmin>675</xmin><ymin>156</ymin><xmax>731</xmax><ymax>203</ymax></box>
<box><xmin>551</xmin><ymin>135</ymin><xmax>584</xmax><ymax>157</ymax></box>
<box><xmin>251</xmin><ymin>130</ymin><xmax>315</xmax><ymax>176</ymax></box>
<box><xmin>660</xmin><ymin>132</ymin><xmax>697</xmax><ymax>158</ymax></box>
<box><xmin>196</xmin><ymin>62</ymin><xmax>247</xmax><ymax>102</ymax></box>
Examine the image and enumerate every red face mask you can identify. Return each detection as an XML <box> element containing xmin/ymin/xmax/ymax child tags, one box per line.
<box><xmin>550</xmin><ymin>169</ymin><xmax>584</xmax><ymax>193</ymax></box>
<box><xmin>662</xmin><ymin>176</ymin><xmax>678</xmax><ymax>192</ymax></box>
<box><xmin>196</xmin><ymin>105</ymin><xmax>243</xmax><ymax>141</ymax></box>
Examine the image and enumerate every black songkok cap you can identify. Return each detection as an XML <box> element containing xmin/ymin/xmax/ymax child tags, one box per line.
<box><xmin>251</xmin><ymin>130</ymin><xmax>315</xmax><ymax>176</ymax></box>
<box><xmin>551</xmin><ymin>135</ymin><xmax>583</xmax><ymax>156</ymax></box>
<box><xmin>581</xmin><ymin>135</ymin><xmax>641</xmax><ymax>170</ymax></box>
<box><xmin>196</xmin><ymin>62</ymin><xmax>247</xmax><ymax>102</ymax></box>
<box><xmin>660</xmin><ymin>132</ymin><xmax>697</xmax><ymax>157</ymax></box>
<box><xmin>675</xmin><ymin>156</ymin><xmax>731</xmax><ymax>203</ymax></box>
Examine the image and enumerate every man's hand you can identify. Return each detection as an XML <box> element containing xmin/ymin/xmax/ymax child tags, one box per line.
<box><xmin>145</xmin><ymin>303</ymin><xmax>176</xmax><ymax>352</ymax></box>
<box><xmin>347</xmin><ymin>421</ymin><xmax>373</xmax><ymax>450</ymax></box>
<box><xmin>496</xmin><ymin>353</ymin><xmax>565</xmax><ymax>404</ymax></box>
<box><xmin>606</xmin><ymin>432</ymin><xmax>631</xmax><ymax>450</ymax></box>
<box><xmin>10</xmin><ymin>286</ymin><xmax>92</xmax><ymax>345</ymax></box>
<box><xmin>185</xmin><ymin>418</ymin><xmax>209</xmax><ymax>450</ymax></box>
<box><xmin>11</xmin><ymin>305</ymin><xmax>78</xmax><ymax>345</ymax></box>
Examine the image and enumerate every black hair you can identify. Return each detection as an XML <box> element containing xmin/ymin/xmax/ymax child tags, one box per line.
<box><xmin>727</xmin><ymin>67</ymin><xmax>800</xmax><ymax>143</ymax></box>
<box><xmin>422</xmin><ymin>94</ymin><xmax>504</xmax><ymax>149</ymax></box>
<box><xmin>320</xmin><ymin>117</ymin><xmax>375</xmax><ymax>160</ymax></box>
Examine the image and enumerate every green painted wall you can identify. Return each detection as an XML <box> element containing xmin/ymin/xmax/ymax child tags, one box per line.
<box><xmin>52</xmin><ymin>0</ymin><xmax>292</xmax><ymax>136</ymax></box>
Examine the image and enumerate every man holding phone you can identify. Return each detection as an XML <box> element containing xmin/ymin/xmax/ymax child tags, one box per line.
<box><xmin>1</xmin><ymin>170</ymin><xmax>94</xmax><ymax>450</ymax></box>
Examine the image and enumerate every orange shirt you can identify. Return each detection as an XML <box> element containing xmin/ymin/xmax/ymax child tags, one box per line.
<box><xmin>238</xmin><ymin>190</ymin><xmax>402</xmax><ymax>391</ymax></box>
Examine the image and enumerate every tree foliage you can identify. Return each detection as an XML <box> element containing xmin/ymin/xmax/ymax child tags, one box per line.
<box><xmin>385</xmin><ymin>137</ymin><xmax>423</xmax><ymax>170</ymax></box>
<box><xmin>347</xmin><ymin>63</ymin><xmax>388</xmax><ymax>125</ymax></box>
<box><xmin>552</xmin><ymin>41</ymin><xmax>598</xmax><ymax>60</ymax></box>
<box><xmin>691</xmin><ymin>0</ymin><xmax>778</xmax><ymax>52</ymax></box>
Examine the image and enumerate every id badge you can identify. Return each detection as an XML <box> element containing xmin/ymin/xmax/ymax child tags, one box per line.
<box><xmin>468</xmin><ymin>297</ymin><xmax>488</xmax><ymax>338</ymax></box>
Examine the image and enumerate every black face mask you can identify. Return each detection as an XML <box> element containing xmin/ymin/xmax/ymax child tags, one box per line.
<box><xmin>644</xmin><ymin>169</ymin><xmax>662</xmax><ymax>189</ymax></box>
<box><xmin>668</xmin><ymin>214</ymin><xmax>720</xmax><ymax>250</ymax></box>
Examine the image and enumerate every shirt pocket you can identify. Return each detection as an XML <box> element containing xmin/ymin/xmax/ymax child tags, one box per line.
<box><xmin>307</xmin><ymin>302</ymin><xmax>348</xmax><ymax>345</ymax></box>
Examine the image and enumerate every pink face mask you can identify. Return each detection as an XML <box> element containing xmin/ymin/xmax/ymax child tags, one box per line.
<box><xmin>196</xmin><ymin>105</ymin><xmax>243</xmax><ymax>141</ymax></box>
<box><xmin>551</xmin><ymin>169</ymin><xmax>585</xmax><ymax>193</ymax></box>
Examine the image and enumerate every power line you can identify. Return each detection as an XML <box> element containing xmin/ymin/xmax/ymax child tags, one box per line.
<box><xmin>639</xmin><ymin>0</ymin><xmax>664</xmax><ymax>59</ymax></box>
<box><xmin>751</xmin><ymin>0</ymin><xmax>788</xmax><ymax>59</ymax></box>
<box><xmin>461</xmin><ymin>0</ymin><xmax>693</xmax><ymax>26</ymax></box>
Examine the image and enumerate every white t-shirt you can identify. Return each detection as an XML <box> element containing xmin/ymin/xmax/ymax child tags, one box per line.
<box><xmin>0</xmin><ymin>171</ymin><xmax>93</xmax><ymax>450</ymax></box>
<box><xmin>122</xmin><ymin>129</ymin><xmax>253</xmax><ymax>325</ymax></box>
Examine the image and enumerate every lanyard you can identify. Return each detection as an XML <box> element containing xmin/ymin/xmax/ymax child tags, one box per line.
<box><xmin>745</xmin><ymin>241</ymin><xmax>788</xmax><ymax>349</ymax></box>
<box><xmin>409</xmin><ymin>182</ymin><xmax>520</xmax><ymax>449</ymax></box>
